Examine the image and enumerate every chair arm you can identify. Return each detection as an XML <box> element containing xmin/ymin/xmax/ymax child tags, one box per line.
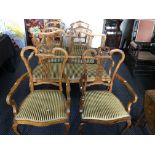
<box><xmin>115</xmin><ymin>73</ymin><xmax>138</xmax><ymax>113</ymax></box>
<box><xmin>6</xmin><ymin>73</ymin><xmax>28</xmax><ymax>116</ymax></box>
<box><xmin>62</xmin><ymin>73</ymin><xmax>71</xmax><ymax>116</ymax></box>
<box><xmin>20</xmin><ymin>46</ymin><xmax>38</xmax><ymax>91</ymax></box>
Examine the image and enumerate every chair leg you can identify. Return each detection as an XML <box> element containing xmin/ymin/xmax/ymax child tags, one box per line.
<box><xmin>79</xmin><ymin>123</ymin><xmax>85</xmax><ymax>135</ymax></box>
<box><xmin>64</xmin><ymin>122</ymin><xmax>70</xmax><ymax>135</ymax></box>
<box><xmin>121</xmin><ymin>119</ymin><xmax>132</xmax><ymax>134</ymax></box>
<box><xmin>12</xmin><ymin>122</ymin><xmax>20</xmax><ymax>135</ymax></box>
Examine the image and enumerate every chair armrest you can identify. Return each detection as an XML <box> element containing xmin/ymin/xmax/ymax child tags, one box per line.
<box><xmin>115</xmin><ymin>73</ymin><xmax>138</xmax><ymax>113</ymax></box>
<box><xmin>20</xmin><ymin>46</ymin><xmax>38</xmax><ymax>91</ymax></box>
<box><xmin>6</xmin><ymin>73</ymin><xmax>28</xmax><ymax>116</ymax></box>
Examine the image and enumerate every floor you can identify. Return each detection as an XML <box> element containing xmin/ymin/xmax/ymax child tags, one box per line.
<box><xmin>0</xmin><ymin>50</ymin><xmax>153</xmax><ymax>135</ymax></box>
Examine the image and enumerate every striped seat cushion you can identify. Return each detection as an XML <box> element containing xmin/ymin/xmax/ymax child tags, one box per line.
<box><xmin>33</xmin><ymin>63</ymin><xmax>61</xmax><ymax>80</ymax></box>
<box><xmin>82</xmin><ymin>91</ymin><xmax>130</xmax><ymax>121</ymax></box>
<box><xmin>15</xmin><ymin>90</ymin><xmax>67</xmax><ymax>122</ymax></box>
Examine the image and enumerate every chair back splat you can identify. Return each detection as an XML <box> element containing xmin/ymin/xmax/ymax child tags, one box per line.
<box><xmin>81</xmin><ymin>49</ymin><xmax>125</xmax><ymax>92</ymax></box>
<box><xmin>21</xmin><ymin>47</ymin><xmax>68</xmax><ymax>92</ymax></box>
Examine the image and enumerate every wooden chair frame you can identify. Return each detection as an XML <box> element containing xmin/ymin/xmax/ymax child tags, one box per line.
<box><xmin>20</xmin><ymin>46</ymin><xmax>68</xmax><ymax>92</ymax></box>
<box><xmin>6</xmin><ymin>71</ymin><xmax>71</xmax><ymax>134</ymax></box>
<box><xmin>79</xmin><ymin>72</ymin><xmax>138</xmax><ymax>134</ymax></box>
<box><xmin>30</xmin><ymin>28</ymin><xmax>65</xmax><ymax>50</ymax></box>
<box><xmin>82</xmin><ymin>49</ymin><xmax>125</xmax><ymax>92</ymax></box>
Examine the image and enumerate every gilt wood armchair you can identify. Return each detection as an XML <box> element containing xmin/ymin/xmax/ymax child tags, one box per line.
<box><xmin>6</xmin><ymin>69</ymin><xmax>71</xmax><ymax>134</ymax></box>
<box><xmin>30</xmin><ymin>28</ymin><xmax>65</xmax><ymax>52</ymax></box>
<box><xmin>79</xmin><ymin>72</ymin><xmax>138</xmax><ymax>134</ymax></box>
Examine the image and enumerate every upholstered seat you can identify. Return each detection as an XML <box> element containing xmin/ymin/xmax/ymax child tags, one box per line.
<box><xmin>15</xmin><ymin>90</ymin><xmax>67</xmax><ymax>123</ymax></box>
<box><xmin>82</xmin><ymin>91</ymin><xmax>130</xmax><ymax>121</ymax></box>
<box><xmin>137</xmin><ymin>51</ymin><xmax>155</xmax><ymax>60</ymax></box>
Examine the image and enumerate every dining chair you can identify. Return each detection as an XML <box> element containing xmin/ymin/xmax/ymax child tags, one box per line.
<box><xmin>64</xmin><ymin>48</ymin><xmax>125</xmax><ymax>88</ymax></box>
<box><xmin>79</xmin><ymin>71</ymin><xmax>138</xmax><ymax>134</ymax></box>
<box><xmin>6</xmin><ymin>49</ymin><xmax>71</xmax><ymax>135</ymax></box>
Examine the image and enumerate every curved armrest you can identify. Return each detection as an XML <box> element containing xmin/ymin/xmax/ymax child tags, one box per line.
<box><xmin>6</xmin><ymin>73</ymin><xmax>28</xmax><ymax>116</ymax></box>
<box><xmin>20</xmin><ymin>46</ymin><xmax>38</xmax><ymax>91</ymax></box>
<box><xmin>115</xmin><ymin>73</ymin><xmax>138</xmax><ymax>113</ymax></box>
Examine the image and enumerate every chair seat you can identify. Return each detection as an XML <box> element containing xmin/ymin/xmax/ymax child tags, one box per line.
<box><xmin>33</xmin><ymin>62</ymin><xmax>110</xmax><ymax>83</ymax></box>
<box><xmin>138</xmin><ymin>51</ymin><xmax>155</xmax><ymax>60</ymax></box>
<box><xmin>82</xmin><ymin>91</ymin><xmax>130</xmax><ymax>121</ymax></box>
<box><xmin>15</xmin><ymin>90</ymin><xmax>67</xmax><ymax>123</ymax></box>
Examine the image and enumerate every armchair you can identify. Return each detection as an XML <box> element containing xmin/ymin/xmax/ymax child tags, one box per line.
<box><xmin>6</xmin><ymin>71</ymin><xmax>71</xmax><ymax>134</ymax></box>
<box><xmin>79</xmin><ymin>72</ymin><xmax>138</xmax><ymax>134</ymax></box>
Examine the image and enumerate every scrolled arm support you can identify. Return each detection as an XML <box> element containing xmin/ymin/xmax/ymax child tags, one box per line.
<box><xmin>6</xmin><ymin>73</ymin><xmax>28</xmax><ymax>116</ymax></box>
<box><xmin>115</xmin><ymin>73</ymin><xmax>138</xmax><ymax>113</ymax></box>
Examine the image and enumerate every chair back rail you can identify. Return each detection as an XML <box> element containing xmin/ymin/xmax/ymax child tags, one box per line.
<box><xmin>21</xmin><ymin>46</ymin><xmax>68</xmax><ymax>92</ymax></box>
<box><xmin>81</xmin><ymin>49</ymin><xmax>125</xmax><ymax>91</ymax></box>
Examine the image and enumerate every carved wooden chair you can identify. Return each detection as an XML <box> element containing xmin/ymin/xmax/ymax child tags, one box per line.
<box><xmin>30</xmin><ymin>28</ymin><xmax>65</xmax><ymax>52</ymax></box>
<box><xmin>61</xmin><ymin>48</ymin><xmax>124</xmax><ymax>87</ymax></box>
<box><xmin>79</xmin><ymin>71</ymin><xmax>138</xmax><ymax>134</ymax></box>
<box><xmin>29</xmin><ymin>29</ymin><xmax>66</xmax><ymax>64</ymax></box>
<box><xmin>70</xmin><ymin>20</ymin><xmax>89</xmax><ymax>29</ymax></box>
<box><xmin>70</xmin><ymin>27</ymin><xmax>93</xmax><ymax>55</ymax></box>
<box><xmin>21</xmin><ymin>46</ymin><xmax>68</xmax><ymax>91</ymax></box>
<box><xmin>6</xmin><ymin>49</ymin><xmax>71</xmax><ymax>135</ymax></box>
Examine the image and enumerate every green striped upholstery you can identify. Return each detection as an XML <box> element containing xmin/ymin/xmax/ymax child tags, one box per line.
<box><xmin>38</xmin><ymin>42</ymin><xmax>64</xmax><ymax>63</ymax></box>
<box><xmin>70</xmin><ymin>44</ymin><xmax>95</xmax><ymax>64</ymax></box>
<box><xmin>71</xmin><ymin>44</ymin><xmax>94</xmax><ymax>64</ymax></box>
<box><xmin>33</xmin><ymin>63</ymin><xmax>110</xmax><ymax>82</ymax></box>
<box><xmin>47</xmin><ymin>49</ymin><xmax>65</xmax><ymax>63</ymax></box>
<box><xmin>33</xmin><ymin>63</ymin><xmax>61</xmax><ymax>80</ymax></box>
<box><xmin>82</xmin><ymin>91</ymin><xmax>130</xmax><ymax>121</ymax></box>
<box><xmin>64</xmin><ymin>63</ymin><xmax>110</xmax><ymax>81</ymax></box>
<box><xmin>72</xmin><ymin>44</ymin><xmax>87</xmax><ymax>56</ymax></box>
<box><xmin>15</xmin><ymin>90</ymin><xmax>67</xmax><ymax>122</ymax></box>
